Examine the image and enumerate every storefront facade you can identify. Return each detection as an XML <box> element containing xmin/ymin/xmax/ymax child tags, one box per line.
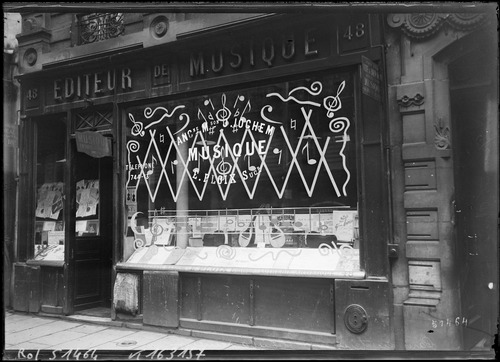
<box><xmin>9</xmin><ymin>5</ymin><xmax>498</xmax><ymax>352</ymax></box>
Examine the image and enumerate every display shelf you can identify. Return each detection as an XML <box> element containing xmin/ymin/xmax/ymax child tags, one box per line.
<box><xmin>129</xmin><ymin>206</ymin><xmax>359</xmax><ymax>249</ymax></box>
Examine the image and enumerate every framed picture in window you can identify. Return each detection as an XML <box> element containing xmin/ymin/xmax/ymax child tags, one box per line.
<box><xmin>86</xmin><ymin>220</ymin><xmax>99</xmax><ymax>235</ymax></box>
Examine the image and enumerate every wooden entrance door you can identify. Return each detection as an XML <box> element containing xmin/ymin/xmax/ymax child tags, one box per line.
<box><xmin>72</xmin><ymin>149</ymin><xmax>113</xmax><ymax>311</ymax></box>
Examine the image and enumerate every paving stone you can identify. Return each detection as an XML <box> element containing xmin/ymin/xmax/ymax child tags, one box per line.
<box><xmin>8</xmin><ymin>341</ymin><xmax>51</xmax><ymax>350</ymax></box>
<box><xmin>5</xmin><ymin>317</ymin><xmax>58</xmax><ymax>334</ymax></box>
<box><xmin>191</xmin><ymin>330</ymin><xmax>253</xmax><ymax>346</ymax></box>
<box><xmin>33</xmin><ymin>330</ymin><xmax>88</xmax><ymax>347</ymax></box>
<box><xmin>181</xmin><ymin>338</ymin><xmax>233</xmax><ymax>351</ymax></box>
<box><xmin>91</xmin><ymin>330</ymin><xmax>167</xmax><ymax>350</ymax></box>
<box><xmin>253</xmin><ymin>337</ymin><xmax>311</xmax><ymax>350</ymax></box>
<box><xmin>6</xmin><ymin>320</ymin><xmax>79</xmax><ymax>345</ymax></box>
<box><xmin>67</xmin><ymin>324</ymin><xmax>109</xmax><ymax>334</ymax></box>
<box><xmin>311</xmin><ymin>343</ymin><xmax>337</xmax><ymax>350</ymax></box>
<box><xmin>135</xmin><ymin>334</ymin><xmax>197</xmax><ymax>350</ymax></box>
<box><xmin>219</xmin><ymin>344</ymin><xmax>261</xmax><ymax>350</ymax></box>
<box><xmin>52</xmin><ymin>328</ymin><xmax>136</xmax><ymax>350</ymax></box>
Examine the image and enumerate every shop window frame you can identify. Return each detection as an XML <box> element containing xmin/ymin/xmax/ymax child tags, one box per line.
<box><xmin>117</xmin><ymin>64</ymin><xmax>390</xmax><ymax>278</ymax></box>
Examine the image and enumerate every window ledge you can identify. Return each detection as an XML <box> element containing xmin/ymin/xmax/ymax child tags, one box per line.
<box><xmin>117</xmin><ymin>246</ymin><xmax>363</xmax><ymax>279</ymax></box>
<box><xmin>26</xmin><ymin>259</ymin><xmax>64</xmax><ymax>268</ymax></box>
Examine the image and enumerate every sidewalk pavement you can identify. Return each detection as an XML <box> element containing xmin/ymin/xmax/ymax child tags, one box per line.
<box><xmin>3</xmin><ymin>309</ymin><xmax>262</xmax><ymax>353</ymax></box>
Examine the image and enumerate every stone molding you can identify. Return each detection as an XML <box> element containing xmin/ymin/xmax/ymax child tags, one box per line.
<box><xmin>387</xmin><ymin>13</ymin><xmax>488</xmax><ymax>40</ymax></box>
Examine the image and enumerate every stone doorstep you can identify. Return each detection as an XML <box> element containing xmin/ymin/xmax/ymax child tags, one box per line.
<box><xmin>26</xmin><ymin>311</ymin><xmax>338</xmax><ymax>350</ymax></box>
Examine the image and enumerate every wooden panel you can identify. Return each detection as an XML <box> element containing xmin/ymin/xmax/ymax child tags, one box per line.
<box><xmin>408</xmin><ymin>260</ymin><xmax>441</xmax><ymax>290</ymax></box>
<box><xmin>402</xmin><ymin>112</ymin><xmax>426</xmax><ymax>144</ymax></box>
<box><xmin>180</xmin><ymin>318</ymin><xmax>336</xmax><ymax>346</ymax></box>
<box><xmin>404</xmin><ymin>160</ymin><xmax>437</xmax><ymax>191</ymax></box>
<box><xmin>13</xmin><ymin>263</ymin><xmax>40</xmax><ymax>313</ymax></box>
<box><xmin>180</xmin><ymin>275</ymin><xmax>198</xmax><ymax>319</ymax></box>
<box><xmin>200</xmin><ymin>275</ymin><xmax>250</xmax><ymax>325</ymax></box>
<box><xmin>143</xmin><ymin>271</ymin><xmax>179</xmax><ymax>327</ymax></box>
<box><xmin>359</xmin><ymin>89</ymin><xmax>389</xmax><ymax>277</ymax></box>
<box><xmin>335</xmin><ymin>279</ymin><xmax>394</xmax><ymax>349</ymax></box>
<box><xmin>57</xmin><ymin>269</ymin><xmax>65</xmax><ymax>306</ymax></box>
<box><xmin>41</xmin><ymin>267</ymin><xmax>59</xmax><ymax>306</ymax></box>
<box><xmin>253</xmin><ymin>277</ymin><xmax>332</xmax><ymax>333</ymax></box>
<box><xmin>74</xmin><ymin>238</ymin><xmax>102</xmax><ymax>308</ymax></box>
<box><xmin>406</xmin><ymin>210</ymin><xmax>438</xmax><ymax>240</ymax></box>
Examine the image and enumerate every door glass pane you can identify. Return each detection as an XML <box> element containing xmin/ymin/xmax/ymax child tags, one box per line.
<box><xmin>34</xmin><ymin>119</ymin><xmax>66</xmax><ymax>261</ymax></box>
<box><xmin>75</xmin><ymin>152</ymin><xmax>100</xmax><ymax>237</ymax></box>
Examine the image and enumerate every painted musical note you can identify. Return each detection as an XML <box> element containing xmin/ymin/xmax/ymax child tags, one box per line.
<box><xmin>290</xmin><ymin>118</ymin><xmax>297</xmax><ymax>130</ymax></box>
<box><xmin>171</xmin><ymin>160</ymin><xmax>178</xmax><ymax>173</ymax></box>
<box><xmin>160</xmin><ymin>133</ymin><xmax>165</xmax><ymax>143</ymax></box>
<box><xmin>216</xmin><ymin>94</ymin><xmax>231</xmax><ymax>127</ymax></box>
<box><xmin>191</xmin><ymin>153</ymin><xmax>202</xmax><ymax>180</ymax></box>
<box><xmin>245</xmin><ymin>154</ymin><xmax>256</xmax><ymax>171</ymax></box>
<box><xmin>273</xmin><ymin>148</ymin><xmax>282</xmax><ymax>165</ymax></box>
<box><xmin>204</xmin><ymin>98</ymin><xmax>215</xmax><ymax>110</ymax></box>
<box><xmin>302</xmin><ymin>142</ymin><xmax>317</xmax><ymax>165</ymax></box>
<box><xmin>197</xmin><ymin>108</ymin><xmax>207</xmax><ymax>122</ymax></box>
<box><xmin>233</xmin><ymin>95</ymin><xmax>245</xmax><ymax>108</ymax></box>
<box><xmin>242</xmin><ymin>100</ymin><xmax>251</xmax><ymax>115</ymax></box>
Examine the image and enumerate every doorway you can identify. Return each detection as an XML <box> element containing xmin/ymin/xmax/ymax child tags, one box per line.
<box><xmin>449</xmin><ymin>34</ymin><xmax>498</xmax><ymax>350</ymax></box>
<box><xmin>71</xmin><ymin>147</ymin><xmax>113</xmax><ymax>312</ymax></box>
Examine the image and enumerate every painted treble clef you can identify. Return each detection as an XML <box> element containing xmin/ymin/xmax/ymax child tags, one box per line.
<box><xmin>129</xmin><ymin>113</ymin><xmax>144</xmax><ymax>137</ymax></box>
<box><xmin>216</xmin><ymin>93</ymin><xmax>231</xmax><ymax>127</ymax></box>
<box><xmin>323</xmin><ymin>80</ymin><xmax>346</xmax><ymax>118</ymax></box>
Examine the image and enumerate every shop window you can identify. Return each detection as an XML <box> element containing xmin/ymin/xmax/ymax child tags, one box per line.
<box><xmin>124</xmin><ymin>70</ymin><xmax>360</xmax><ymax>275</ymax></box>
<box><xmin>34</xmin><ymin>119</ymin><xmax>66</xmax><ymax>261</ymax></box>
<box><xmin>78</xmin><ymin>13</ymin><xmax>124</xmax><ymax>45</ymax></box>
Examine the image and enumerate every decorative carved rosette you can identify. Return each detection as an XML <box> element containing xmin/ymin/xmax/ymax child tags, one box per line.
<box><xmin>447</xmin><ymin>13</ymin><xmax>486</xmax><ymax>30</ymax></box>
<box><xmin>150</xmin><ymin>15</ymin><xmax>169</xmax><ymax>39</ymax></box>
<box><xmin>388</xmin><ymin>12</ymin><xmax>488</xmax><ymax>40</ymax></box>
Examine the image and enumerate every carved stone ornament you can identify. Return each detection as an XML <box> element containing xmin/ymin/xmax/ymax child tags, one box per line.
<box><xmin>387</xmin><ymin>13</ymin><xmax>487</xmax><ymax>40</ymax></box>
<box><xmin>434</xmin><ymin>117</ymin><xmax>451</xmax><ymax>150</ymax></box>
<box><xmin>22</xmin><ymin>17</ymin><xmax>39</xmax><ymax>33</ymax></box>
<box><xmin>397</xmin><ymin>93</ymin><xmax>425</xmax><ymax>107</ymax></box>
<box><xmin>150</xmin><ymin>16</ymin><xmax>169</xmax><ymax>38</ymax></box>
<box><xmin>23</xmin><ymin>48</ymin><xmax>38</xmax><ymax>66</ymax></box>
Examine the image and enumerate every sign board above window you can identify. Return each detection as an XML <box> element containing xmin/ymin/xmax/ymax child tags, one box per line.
<box><xmin>76</xmin><ymin>131</ymin><xmax>112</xmax><ymax>158</ymax></box>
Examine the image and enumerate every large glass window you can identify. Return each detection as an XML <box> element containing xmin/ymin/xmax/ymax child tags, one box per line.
<box><xmin>34</xmin><ymin>119</ymin><xmax>66</xmax><ymax>261</ymax></box>
<box><xmin>124</xmin><ymin>70</ymin><xmax>360</xmax><ymax>274</ymax></box>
